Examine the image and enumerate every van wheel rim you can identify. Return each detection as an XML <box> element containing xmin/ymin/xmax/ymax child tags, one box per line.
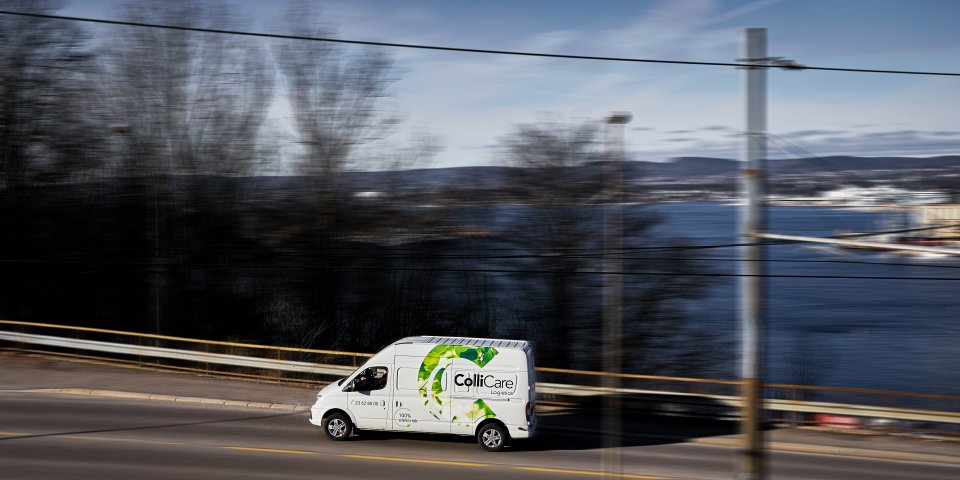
<box><xmin>482</xmin><ymin>429</ymin><xmax>502</xmax><ymax>448</ymax></box>
<box><xmin>328</xmin><ymin>419</ymin><xmax>347</xmax><ymax>437</ymax></box>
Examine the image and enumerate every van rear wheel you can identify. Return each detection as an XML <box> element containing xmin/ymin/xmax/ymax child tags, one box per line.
<box><xmin>322</xmin><ymin>412</ymin><xmax>352</xmax><ymax>441</ymax></box>
<box><xmin>477</xmin><ymin>422</ymin><xmax>508</xmax><ymax>452</ymax></box>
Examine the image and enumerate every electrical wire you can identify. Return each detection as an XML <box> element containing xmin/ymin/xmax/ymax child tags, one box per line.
<box><xmin>5</xmin><ymin>239</ymin><xmax>788</xmax><ymax>254</ymax></box>
<box><xmin>2</xmin><ymin>10</ymin><xmax>960</xmax><ymax>77</ymax></box>
<box><xmin>6</xmin><ymin>248</ymin><xmax>960</xmax><ymax>271</ymax></box>
<box><xmin>3</xmin><ymin>257</ymin><xmax>960</xmax><ymax>282</ymax></box>
<box><xmin>763</xmin><ymin>137</ymin><xmax>854</xmax><ymax>235</ymax></box>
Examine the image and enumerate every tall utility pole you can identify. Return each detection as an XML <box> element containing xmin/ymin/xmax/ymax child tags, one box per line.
<box><xmin>739</xmin><ymin>27</ymin><xmax>767</xmax><ymax>480</ymax></box>
<box><xmin>602</xmin><ymin>111</ymin><xmax>630</xmax><ymax>478</ymax></box>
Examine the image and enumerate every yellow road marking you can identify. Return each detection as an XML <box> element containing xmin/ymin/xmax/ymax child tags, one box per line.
<box><xmin>224</xmin><ymin>446</ymin><xmax>318</xmax><ymax>455</ymax></box>
<box><xmin>0</xmin><ymin>431</ymin><xmax>27</xmax><ymax>436</ymax></box>
<box><xmin>515</xmin><ymin>467</ymin><xmax>662</xmax><ymax>479</ymax></box>
<box><xmin>342</xmin><ymin>454</ymin><xmax>488</xmax><ymax>467</ymax></box>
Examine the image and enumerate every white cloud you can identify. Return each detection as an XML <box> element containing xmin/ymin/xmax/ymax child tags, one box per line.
<box><xmin>707</xmin><ymin>0</ymin><xmax>787</xmax><ymax>25</ymax></box>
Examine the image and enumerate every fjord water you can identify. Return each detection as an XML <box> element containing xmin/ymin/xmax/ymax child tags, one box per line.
<box><xmin>653</xmin><ymin>202</ymin><xmax>960</xmax><ymax>396</ymax></box>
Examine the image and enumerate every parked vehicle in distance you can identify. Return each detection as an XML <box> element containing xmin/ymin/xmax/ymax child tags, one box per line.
<box><xmin>309</xmin><ymin>336</ymin><xmax>537</xmax><ymax>451</ymax></box>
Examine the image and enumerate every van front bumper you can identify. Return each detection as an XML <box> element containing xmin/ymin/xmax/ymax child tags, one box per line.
<box><xmin>308</xmin><ymin>405</ymin><xmax>324</xmax><ymax>427</ymax></box>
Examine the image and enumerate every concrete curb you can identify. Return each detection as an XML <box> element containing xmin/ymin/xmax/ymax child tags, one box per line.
<box><xmin>15</xmin><ymin>388</ymin><xmax>310</xmax><ymax>412</ymax></box>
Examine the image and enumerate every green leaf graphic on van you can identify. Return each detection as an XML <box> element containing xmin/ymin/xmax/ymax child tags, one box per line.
<box><xmin>463</xmin><ymin>399</ymin><xmax>496</xmax><ymax>421</ymax></box>
<box><xmin>418</xmin><ymin>345</ymin><xmax>499</xmax><ymax>420</ymax></box>
<box><xmin>432</xmin><ymin>366</ymin><xmax>446</xmax><ymax>405</ymax></box>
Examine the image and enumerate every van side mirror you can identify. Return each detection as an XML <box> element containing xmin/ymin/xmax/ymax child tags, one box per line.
<box><xmin>342</xmin><ymin>381</ymin><xmax>356</xmax><ymax>392</ymax></box>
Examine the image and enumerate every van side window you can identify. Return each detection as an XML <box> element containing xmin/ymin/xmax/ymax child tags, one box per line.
<box><xmin>355</xmin><ymin>366</ymin><xmax>388</xmax><ymax>391</ymax></box>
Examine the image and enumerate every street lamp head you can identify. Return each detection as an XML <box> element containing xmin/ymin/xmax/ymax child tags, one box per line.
<box><xmin>606</xmin><ymin>112</ymin><xmax>632</xmax><ymax>125</ymax></box>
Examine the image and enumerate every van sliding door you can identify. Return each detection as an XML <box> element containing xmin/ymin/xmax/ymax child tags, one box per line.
<box><xmin>393</xmin><ymin>355</ymin><xmax>451</xmax><ymax>433</ymax></box>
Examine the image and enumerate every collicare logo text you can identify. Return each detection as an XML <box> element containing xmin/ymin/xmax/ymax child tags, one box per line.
<box><xmin>454</xmin><ymin>372</ymin><xmax>515</xmax><ymax>390</ymax></box>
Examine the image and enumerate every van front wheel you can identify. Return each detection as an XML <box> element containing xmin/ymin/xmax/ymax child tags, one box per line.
<box><xmin>477</xmin><ymin>422</ymin><xmax>508</xmax><ymax>452</ymax></box>
<box><xmin>323</xmin><ymin>413</ymin><xmax>352</xmax><ymax>441</ymax></box>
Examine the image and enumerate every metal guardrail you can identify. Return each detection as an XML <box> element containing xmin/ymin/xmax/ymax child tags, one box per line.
<box><xmin>2</xmin><ymin>320</ymin><xmax>959</xmax><ymax>431</ymax></box>
<box><xmin>535</xmin><ymin>382</ymin><xmax>960</xmax><ymax>425</ymax></box>
<box><xmin>0</xmin><ymin>331</ymin><xmax>357</xmax><ymax>377</ymax></box>
<box><xmin>0</xmin><ymin>320</ymin><xmax>372</xmax><ymax>360</ymax></box>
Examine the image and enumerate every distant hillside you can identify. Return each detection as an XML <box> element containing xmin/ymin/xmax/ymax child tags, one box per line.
<box><xmin>641</xmin><ymin>155</ymin><xmax>960</xmax><ymax>178</ymax></box>
<box><xmin>340</xmin><ymin>156</ymin><xmax>960</xmax><ymax>189</ymax></box>
<box><xmin>771</xmin><ymin>155</ymin><xmax>960</xmax><ymax>174</ymax></box>
<box><xmin>642</xmin><ymin>157</ymin><xmax>740</xmax><ymax>177</ymax></box>
<box><xmin>345</xmin><ymin>166</ymin><xmax>517</xmax><ymax>189</ymax></box>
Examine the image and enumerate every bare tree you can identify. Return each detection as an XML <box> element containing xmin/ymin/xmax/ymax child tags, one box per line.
<box><xmin>0</xmin><ymin>0</ymin><xmax>101</xmax><ymax>192</ymax></box>
<box><xmin>101</xmin><ymin>0</ymin><xmax>277</xmax><ymax>252</ymax></box>
<box><xmin>496</xmin><ymin>119</ymin><xmax>606</xmax><ymax>368</ymax></box>
<box><xmin>104</xmin><ymin>0</ymin><xmax>274</xmax><ymax>184</ymax></box>
<box><xmin>497</xmin><ymin>118</ymin><xmax>723</xmax><ymax>374</ymax></box>
<box><xmin>97</xmin><ymin>0</ymin><xmax>275</xmax><ymax>336</ymax></box>
<box><xmin>273</xmin><ymin>3</ymin><xmax>399</xmax><ymax>226</ymax></box>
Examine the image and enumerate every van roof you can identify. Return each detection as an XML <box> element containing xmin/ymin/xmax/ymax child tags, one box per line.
<box><xmin>394</xmin><ymin>335</ymin><xmax>529</xmax><ymax>350</ymax></box>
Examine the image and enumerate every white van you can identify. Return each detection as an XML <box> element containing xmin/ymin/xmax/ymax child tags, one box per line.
<box><xmin>309</xmin><ymin>336</ymin><xmax>536</xmax><ymax>451</ymax></box>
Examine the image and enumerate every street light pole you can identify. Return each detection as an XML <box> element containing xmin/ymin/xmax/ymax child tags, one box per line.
<box><xmin>602</xmin><ymin>111</ymin><xmax>630</xmax><ymax>478</ymax></box>
<box><xmin>739</xmin><ymin>27</ymin><xmax>767</xmax><ymax>480</ymax></box>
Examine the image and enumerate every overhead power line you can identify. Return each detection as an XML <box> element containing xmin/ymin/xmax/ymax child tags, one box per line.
<box><xmin>12</xmin><ymin>242</ymin><xmax>960</xmax><ymax>271</ymax></box>
<box><xmin>5</xmin><ymin>257</ymin><xmax>960</xmax><ymax>282</ymax></box>
<box><xmin>2</xmin><ymin>10</ymin><xmax>960</xmax><ymax>77</ymax></box>
<box><xmin>18</xmin><ymin>220</ymin><xmax>960</xmax><ymax>259</ymax></box>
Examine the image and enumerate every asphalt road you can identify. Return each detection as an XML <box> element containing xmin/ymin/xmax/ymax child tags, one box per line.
<box><xmin>1</xmin><ymin>392</ymin><xmax>958</xmax><ymax>480</ymax></box>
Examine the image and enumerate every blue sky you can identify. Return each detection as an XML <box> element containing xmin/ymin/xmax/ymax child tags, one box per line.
<box><xmin>61</xmin><ymin>0</ymin><xmax>960</xmax><ymax>168</ymax></box>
